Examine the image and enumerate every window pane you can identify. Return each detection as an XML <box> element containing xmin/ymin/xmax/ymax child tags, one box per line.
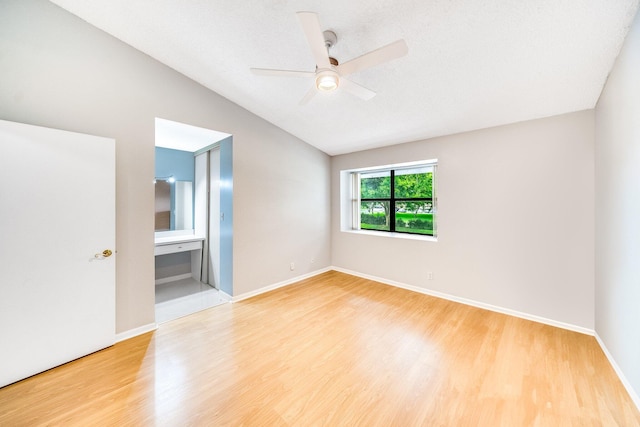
<box><xmin>360</xmin><ymin>201</ymin><xmax>390</xmax><ymax>231</ymax></box>
<box><xmin>360</xmin><ymin>171</ymin><xmax>390</xmax><ymax>199</ymax></box>
<box><xmin>395</xmin><ymin>201</ymin><xmax>434</xmax><ymax>235</ymax></box>
<box><xmin>394</xmin><ymin>166</ymin><xmax>432</xmax><ymax>198</ymax></box>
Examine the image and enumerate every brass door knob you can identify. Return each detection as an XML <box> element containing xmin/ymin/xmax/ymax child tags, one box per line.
<box><xmin>94</xmin><ymin>249</ymin><xmax>113</xmax><ymax>259</ymax></box>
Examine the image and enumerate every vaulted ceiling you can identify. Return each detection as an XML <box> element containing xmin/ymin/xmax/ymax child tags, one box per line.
<box><xmin>50</xmin><ymin>0</ymin><xmax>639</xmax><ymax>155</ymax></box>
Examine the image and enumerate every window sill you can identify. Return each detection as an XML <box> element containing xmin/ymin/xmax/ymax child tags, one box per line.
<box><xmin>341</xmin><ymin>229</ymin><xmax>438</xmax><ymax>242</ymax></box>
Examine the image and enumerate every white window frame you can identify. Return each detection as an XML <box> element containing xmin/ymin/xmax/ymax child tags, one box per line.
<box><xmin>340</xmin><ymin>159</ymin><xmax>438</xmax><ymax>241</ymax></box>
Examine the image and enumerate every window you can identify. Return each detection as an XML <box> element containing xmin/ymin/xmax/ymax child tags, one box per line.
<box><xmin>346</xmin><ymin>161</ymin><xmax>437</xmax><ymax>237</ymax></box>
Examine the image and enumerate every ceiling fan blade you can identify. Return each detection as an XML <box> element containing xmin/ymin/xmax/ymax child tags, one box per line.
<box><xmin>299</xmin><ymin>85</ymin><xmax>317</xmax><ymax>105</ymax></box>
<box><xmin>337</xmin><ymin>39</ymin><xmax>408</xmax><ymax>76</ymax></box>
<box><xmin>251</xmin><ymin>68</ymin><xmax>315</xmax><ymax>78</ymax></box>
<box><xmin>297</xmin><ymin>12</ymin><xmax>331</xmax><ymax>68</ymax></box>
<box><xmin>340</xmin><ymin>78</ymin><xmax>376</xmax><ymax>101</ymax></box>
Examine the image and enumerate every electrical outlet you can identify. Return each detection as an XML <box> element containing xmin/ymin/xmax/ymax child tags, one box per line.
<box><xmin>427</xmin><ymin>272</ymin><xmax>433</xmax><ymax>280</ymax></box>
<box><xmin>290</xmin><ymin>262</ymin><xmax>295</xmax><ymax>271</ymax></box>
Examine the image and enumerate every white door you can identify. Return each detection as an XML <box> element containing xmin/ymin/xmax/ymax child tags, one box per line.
<box><xmin>0</xmin><ymin>119</ymin><xmax>115</xmax><ymax>388</ymax></box>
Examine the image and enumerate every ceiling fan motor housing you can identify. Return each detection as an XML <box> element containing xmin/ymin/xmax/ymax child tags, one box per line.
<box><xmin>323</xmin><ymin>30</ymin><xmax>337</xmax><ymax>49</ymax></box>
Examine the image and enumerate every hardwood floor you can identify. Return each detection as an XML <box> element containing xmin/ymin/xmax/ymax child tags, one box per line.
<box><xmin>1</xmin><ymin>271</ymin><xmax>639</xmax><ymax>426</ymax></box>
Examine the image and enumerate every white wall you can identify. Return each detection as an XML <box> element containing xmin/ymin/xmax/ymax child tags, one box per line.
<box><xmin>230</xmin><ymin>106</ymin><xmax>331</xmax><ymax>296</ymax></box>
<box><xmin>0</xmin><ymin>0</ymin><xmax>331</xmax><ymax>333</ymax></box>
<box><xmin>332</xmin><ymin>111</ymin><xmax>595</xmax><ymax>329</ymax></box>
<box><xmin>595</xmin><ymin>7</ymin><xmax>640</xmax><ymax>404</ymax></box>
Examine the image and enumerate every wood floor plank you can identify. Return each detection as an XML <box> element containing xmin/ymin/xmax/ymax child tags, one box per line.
<box><xmin>1</xmin><ymin>271</ymin><xmax>638</xmax><ymax>426</ymax></box>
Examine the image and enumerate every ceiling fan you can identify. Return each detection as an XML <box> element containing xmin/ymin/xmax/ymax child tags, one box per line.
<box><xmin>250</xmin><ymin>12</ymin><xmax>408</xmax><ymax>105</ymax></box>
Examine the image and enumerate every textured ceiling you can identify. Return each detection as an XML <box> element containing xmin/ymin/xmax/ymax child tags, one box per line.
<box><xmin>49</xmin><ymin>0</ymin><xmax>639</xmax><ymax>155</ymax></box>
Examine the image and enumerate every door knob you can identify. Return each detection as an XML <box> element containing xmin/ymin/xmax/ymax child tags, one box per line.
<box><xmin>94</xmin><ymin>249</ymin><xmax>113</xmax><ymax>259</ymax></box>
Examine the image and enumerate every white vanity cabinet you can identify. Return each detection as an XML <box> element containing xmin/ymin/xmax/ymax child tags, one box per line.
<box><xmin>154</xmin><ymin>237</ymin><xmax>203</xmax><ymax>256</ymax></box>
<box><xmin>154</xmin><ymin>233</ymin><xmax>205</xmax><ymax>283</ymax></box>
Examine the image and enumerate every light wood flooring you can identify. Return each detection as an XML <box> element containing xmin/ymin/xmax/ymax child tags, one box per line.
<box><xmin>1</xmin><ymin>271</ymin><xmax>639</xmax><ymax>426</ymax></box>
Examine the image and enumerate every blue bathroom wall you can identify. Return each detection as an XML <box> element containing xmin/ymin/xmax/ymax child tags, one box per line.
<box><xmin>155</xmin><ymin>147</ymin><xmax>194</xmax><ymax>182</ymax></box>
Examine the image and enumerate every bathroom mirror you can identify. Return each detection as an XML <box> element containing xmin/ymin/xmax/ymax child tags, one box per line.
<box><xmin>154</xmin><ymin>145</ymin><xmax>195</xmax><ymax>232</ymax></box>
<box><xmin>154</xmin><ymin>178</ymin><xmax>193</xmax><ymax>231</ymax></box>
<box><xmin>155</xmin><ymin>180</ymin><xmax>171</xmax><ymax>230</ymax></box>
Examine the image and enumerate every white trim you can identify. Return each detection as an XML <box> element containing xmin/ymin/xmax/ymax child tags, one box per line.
<box><xmin>232</xmin><ymin>267</ymin><xmax>332</xmax><ymax>302</ymax></box>
<box><xmin>219</xmin><ymin>289</ymin><xmax>233</xmax><ymax>302</ymax></box>
<box><xmin>115</xmin><ymin>322</ymin><xmax>157</xmax><ymax>343</ymax></box>
<box><xmin>331</xmin><ymin>266</ymin><xmax>594</xmax><ymax>336</ymax></box>
<box><xmin>595</xmin><ymin>333</ymin><xmax>640</xmax><ymax>411</ymax></box>
<box><xmin>346</xmin><ymin>158</ymin><xmax>438</xmax><ymax>173</ymax></box>
<box><xmin>155</xmin><ymin>273</ymin><xmax>193</xmax><ymax>285</ymax></box>
<box><xmin>341</xmin><ymin>229</ymin><xmax>438</xmax><ymax>242</ymax></box>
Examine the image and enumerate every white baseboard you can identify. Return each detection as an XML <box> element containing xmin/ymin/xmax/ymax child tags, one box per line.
<box><xmin>331</xmin><ymin>266</ymin><xmax>595</xmax><ymax>336</ymax></box>
<box><xmin>595</xmin><ymin>333</ymin><xmax>640</xmax><ymax>411</ymax></box>
<box><xmin>219</xmin><ymin>289</ymin><xmax>233</xmax><ymax>302</ymax></box>
<box><xmin>155</xmin><ymin>273</ymin><xmax>193</xmax><ymax>286</ymax></box>
<box><xmin>232</xmin><ymin>267</ymin><xmax>332</xmax><ymax>302</ymax></box>
<box><xmin>115</xmin><ymin>322</ymin><xmax>157</xmax><ymax>343</ymax></box>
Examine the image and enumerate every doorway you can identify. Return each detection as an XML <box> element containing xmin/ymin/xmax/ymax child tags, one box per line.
<box><xmin>154</xmin><ymin>118</ymin><xmax>233</xmax><ymax>323</ymax></box>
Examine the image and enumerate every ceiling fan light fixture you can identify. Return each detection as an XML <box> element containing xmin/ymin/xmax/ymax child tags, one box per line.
<box><xmin>315</xmin><ymin>70</ymin><xmax>339</xmax><ymax>92</ymax></box>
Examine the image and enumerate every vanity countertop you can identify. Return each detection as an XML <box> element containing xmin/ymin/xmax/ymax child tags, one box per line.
<box><xmin>154</xmin><ymin>234</ymin><xmax>205</xmax><ymax>246</ymax></box>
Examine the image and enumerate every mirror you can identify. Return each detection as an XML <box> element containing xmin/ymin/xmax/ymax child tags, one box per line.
<box><xmin>154</xmin><ymin>180</ymin><xmax>171</xmax><ymax>230</ymax></box>
<box><xmin>154</xmin><ymin>146</ymin><xmax>195</xmax><ymax>232</ymax></box>
<box><xmin>154</xmin><ymin>177</ymin><xmax>193</xmax><ymax>231</ymax></box>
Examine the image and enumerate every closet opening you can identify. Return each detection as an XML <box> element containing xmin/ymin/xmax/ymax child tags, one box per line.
<box><xmin>154</xmin><ymin>117</ymin><xmax>233</xmax><ymax>323</ymax></box>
